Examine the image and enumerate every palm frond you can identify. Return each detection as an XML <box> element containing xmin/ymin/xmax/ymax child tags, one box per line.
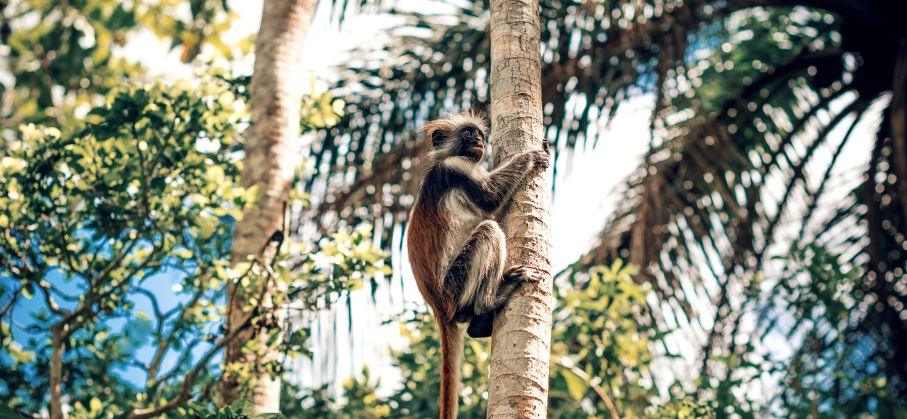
<box><xmin>294</xmin><ymin>0</ymin><xmax>907</xmax><ymax>407</ymax></box>
<box><xmin>299</xmin><ymin>0</ymin><xmax>735</xmax><ymax>248</ymax></box>
<box><xmin>581</xmin><ymin>3</ymin><xmax>907</xmax><ymax>401</ymax></box>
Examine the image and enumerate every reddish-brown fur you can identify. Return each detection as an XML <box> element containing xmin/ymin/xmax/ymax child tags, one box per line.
<box><xmin>408</xmin><ymin>196</ymin><xmax>462</xmax><ymax>419</ymax></box>
<box><xmin>407</xmin><ymin>199</ymin><xmax>449</xmax><ymax>319</ymax></box>
<box><xmin>436</xmin><ymin>319</ymin><xmax>461</xmax><ymax>419</ymax></box>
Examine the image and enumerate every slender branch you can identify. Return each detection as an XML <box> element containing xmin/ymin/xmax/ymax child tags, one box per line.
<box><xmin>148</xmin><ymin>339</ymin><xmax>204</xmax><ymax>391</ymax></box>
<box><xmin>36</xmin><ymin>279</ymin><xmax>68</xmax><ymax>316</ymax></box>
<box><xmin>89</xmin><ymin>238</ymin><xmax>141</xmax><ymax>291</ymax></box>
<box><xmin>0</xmin><ymin>286</ymin><xmax>23</xmax><ymax>349</ymax></box>
<box><xmin>0</xmin><ymin>286</ymin><xmax>22</xmax><ymax>319</ymax></box>
<box><xmin>132</xmin><ymin>288</ymin><xmax>165</xmax><ymax>325</ymax></box>
<box><xmin>128</xmin><ymin>268</ymin><xmax>274</xmax><ymax>419</ymax></box>
<box><xmin>146</xmin><ymin>286</ymin><xmax>206</xmax><ymax>386</ymax></box>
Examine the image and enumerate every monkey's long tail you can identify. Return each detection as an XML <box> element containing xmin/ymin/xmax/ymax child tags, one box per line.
<box><xmin>439</xmin><ymin>321</ymin><xmax>462</xmax><ymax>419</ymax></box>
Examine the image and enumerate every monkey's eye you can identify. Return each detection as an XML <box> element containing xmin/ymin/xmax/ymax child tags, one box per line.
<box><xmin>460</xmin><ymin>127</ymin><xmax>481</xmax><ymax>141</ymax></box>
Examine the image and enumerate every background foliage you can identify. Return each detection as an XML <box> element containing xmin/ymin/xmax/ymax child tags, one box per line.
<box><xmin>1</xmin><ymin>0</ymin><xmax>906</xmax><ymax>417</ymax></box>
<box><xmin>0</xmin><ymin>1</ymin><xmax>377</xmax><ymax>415</ymax></box>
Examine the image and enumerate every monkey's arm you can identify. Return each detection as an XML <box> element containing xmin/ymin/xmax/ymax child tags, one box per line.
<box><xmin>436</xmin><ymin>152</ymin><xmax>546</xmax><ymax>213</ymax></box>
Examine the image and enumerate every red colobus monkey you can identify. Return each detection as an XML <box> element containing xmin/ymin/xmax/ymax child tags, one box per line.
<box><xmin>406</xmin><ymin>111</ymin><xmax>550</xmax><ymax>419</ymax></box>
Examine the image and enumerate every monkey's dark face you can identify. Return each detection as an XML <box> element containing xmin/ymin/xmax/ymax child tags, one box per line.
<box><xmin>427</xmin><ymin>117</ymin><xmax>488</xmax><ymax>162</ymax></box>
<box><xmin>456</xmin><ymin>125</ymin><xmax>486</xmax><ymax>161</ymax></box>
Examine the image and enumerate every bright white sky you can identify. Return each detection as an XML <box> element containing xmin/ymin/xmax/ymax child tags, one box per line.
<box><xmin>126</xmin><ymin>0</ymin><xmax>880</xmax><ymax>404</ymax></box>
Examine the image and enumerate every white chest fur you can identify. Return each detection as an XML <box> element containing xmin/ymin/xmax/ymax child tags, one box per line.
<box><xmin>439</xmin><ymin>189</ymin><xmax>482</xmax><ymax>275</ymax></box>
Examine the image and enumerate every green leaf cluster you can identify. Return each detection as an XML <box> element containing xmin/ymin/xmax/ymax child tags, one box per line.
<box><xmin>181</xmin><ymin>399</ymin><xmax>287</xmax><ymax>419</ymax></box>
<box><xmin>0</xmin><ymin>0</ymin><xmax>237</xmax><ymax>135</ymax></box>
<box><xmin>0</xmin><ymin>72</ymin><xmax>249</xmax><ymax>414</ymax></box>
<box><xmin>0</xmin><ymin>67</ymin><xmax>390</xmax><ymax>415</ymax></box>
<box><xmin>300</xmin><ymin>79</ymin><xmax>346</xmax><ymax>130</ymax></box>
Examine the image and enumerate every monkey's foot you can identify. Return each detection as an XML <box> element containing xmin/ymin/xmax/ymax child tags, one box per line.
<box><xmin>504</xmin><ymin>265</ymin><xmax>543</xmax><ymax>282</ymax></box>
<box><xmin>466</xmin><ymin>313</ymin><xmax>494</xmax><ymax>338</ymax></box>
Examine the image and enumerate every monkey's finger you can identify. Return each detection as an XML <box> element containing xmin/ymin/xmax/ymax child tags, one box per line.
<box><xmin>528</xmin><ymin>268</ymin><xmax>548</xmax><ymax>282</ymax></box>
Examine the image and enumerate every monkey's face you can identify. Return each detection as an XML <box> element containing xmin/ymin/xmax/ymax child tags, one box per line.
<box><xmin>455</xmin><ymin>125</ymin><xmax>486</xmax><ymax>161</ymax></box>
<box><xmin>426</xmin><ymin>114</ymin><xmax>488</xmax><ymax>162</ymax></box>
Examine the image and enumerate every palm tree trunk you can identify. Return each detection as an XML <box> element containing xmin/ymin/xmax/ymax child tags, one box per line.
<box><xmin>221</xmin><ymin>0</ymin><xmax>315</xmax><ymax>413</ymax></box>
<box><xmin>486</xmin><ymin>0</ymin><xmax>553</xmax><ymax>417</ymax></box>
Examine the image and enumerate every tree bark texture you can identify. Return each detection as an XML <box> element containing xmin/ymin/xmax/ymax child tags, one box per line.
<box><xmin>222</xmin><ymin>0</ymin><xmax>314</xmax><ymax>413</ymax></box>
<box><xmin>49</xmin><ymin>326</ymin><xmax>65</xmax><ymax>419</ymax></box>
<box><xmin>486</xmin><ymin>0</ymin><xmax>553</xmax><ymax>418</ymax></box>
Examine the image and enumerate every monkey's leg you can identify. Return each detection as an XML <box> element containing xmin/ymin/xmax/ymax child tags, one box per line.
<box><xmin>445</xmin><ymin>220</ymin><xmax>507</xmax><ymax>322</ymax></box>
<box><xmin>465</xmin><ymin>266</ymin><xmax>535</xmax><ymax>338</ymax></box>
<box><xmin>446</xmin><ymin>221</ymin><xmax>537</xmax><ymax>338</ymax></box>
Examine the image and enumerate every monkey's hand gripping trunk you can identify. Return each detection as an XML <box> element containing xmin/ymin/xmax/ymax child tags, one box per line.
<box><xmin>438</xmin><ymin>320</ymin><xmax>463</xmax><ymax>419</ymax></box>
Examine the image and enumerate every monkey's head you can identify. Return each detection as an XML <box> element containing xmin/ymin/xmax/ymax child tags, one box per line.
<box><xmin>423</xmin><ymin>111</ymin><xmax>488</xmax><ymax>162</ymax></box>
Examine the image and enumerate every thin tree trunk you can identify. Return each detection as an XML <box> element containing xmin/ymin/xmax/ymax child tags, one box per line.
<box><xmin>221</xmin><ymin>0</ymin><xmax>315</xmax><ymax>413</ymax></box>
<box><xmin>486</xmin><ymin>0</ymin><xmax>553</xmax><ymax>417</ymax></box>
<box><xmin>49</xmin><ymin>325</ymin><xmax>65</xmax><ymax>419</ymax></box>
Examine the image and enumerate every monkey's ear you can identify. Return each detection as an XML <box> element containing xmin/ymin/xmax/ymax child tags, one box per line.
<box><xmin>431</xmin><ymin>130</ymin><xmax>446</xmax><ymax>148</ymax></box>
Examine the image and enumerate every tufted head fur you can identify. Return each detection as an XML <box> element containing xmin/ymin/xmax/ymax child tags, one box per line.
<box><xmin>422</xmin><ymin>110</ymin><xmax>489</xmax><ymax>162</ymax></box>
